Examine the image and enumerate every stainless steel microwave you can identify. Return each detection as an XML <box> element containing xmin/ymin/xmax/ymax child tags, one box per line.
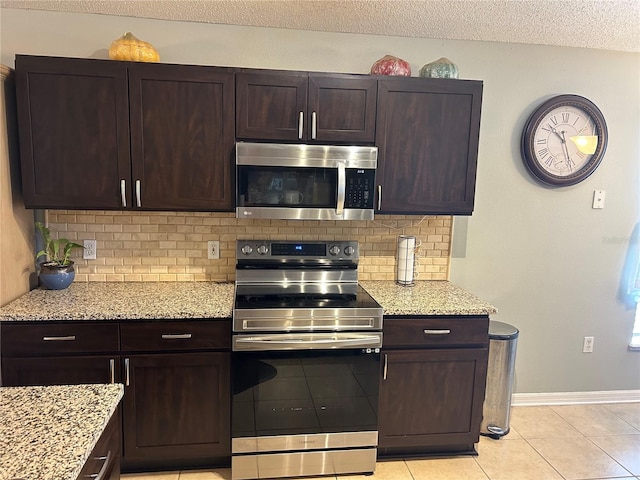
<box><xmin>236</xmin><ymin>142</ymin><xmax>378</xmax><ymax>220</ymax></box>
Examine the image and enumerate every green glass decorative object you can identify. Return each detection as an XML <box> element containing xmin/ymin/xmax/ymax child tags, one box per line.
<box><xmin>419</xmin><ymin>57</ymin><xmax>459</xmax><ymax>79</ymax></box>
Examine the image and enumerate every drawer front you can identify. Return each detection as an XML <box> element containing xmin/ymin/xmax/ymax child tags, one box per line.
<box><xmin>383</xmin><ymin>317</ymin><xmax>488</xmax><ymax>348</ymax></box>
<box><xmin>120</xmin><ymin>320</ymin><xmax>231</xmax><ymax>352</ymax></box>
<box><xmin>1</xmin><ymin>322</ymin><xmax>119</xmax><ymax>356</ymax></box>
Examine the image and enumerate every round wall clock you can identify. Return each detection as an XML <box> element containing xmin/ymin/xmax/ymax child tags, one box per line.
<box><xmin>521</xmin><ymin>94</ymin><xmax>608</xmax><ymax>186</ymax></box>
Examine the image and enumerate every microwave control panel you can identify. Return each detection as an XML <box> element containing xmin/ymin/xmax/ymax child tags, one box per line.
<box><xmin>345</xmin><ymin>169</ymin><xmax>375</xmax><ymax>208</ymax></box>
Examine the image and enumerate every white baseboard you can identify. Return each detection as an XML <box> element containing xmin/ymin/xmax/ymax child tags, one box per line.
<box><xmin>512</xmin><ymin>390</ymin><xmax>640</xmax><ymax>406</ymax></box>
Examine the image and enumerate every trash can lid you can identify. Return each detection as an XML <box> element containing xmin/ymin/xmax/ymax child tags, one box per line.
<box><xmin>489</xmin><ymin>320</ymin><xmax>519</xmax><ymax>339</ymax></box>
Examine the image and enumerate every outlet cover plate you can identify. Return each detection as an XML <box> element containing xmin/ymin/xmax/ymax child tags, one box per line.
<box><xmin>83</xmin><ymin>239</ymin><xmax>97</xmax><ymax>260</ymax></box>
<box><xmin>208</xmin><ymin>240</ymin><xmax>220</xmax><ymax>260</ymax></box>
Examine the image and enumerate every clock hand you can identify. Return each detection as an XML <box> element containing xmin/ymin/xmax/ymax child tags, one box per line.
<box><xmin>560</xmin><ymin>130</ymin><xmax>572</xmax><ymax>171</ymax></box>
<box><xmin>549</xmin><ymin>125</ymin><xmax>565</xmax><ymax>142</ymax></box>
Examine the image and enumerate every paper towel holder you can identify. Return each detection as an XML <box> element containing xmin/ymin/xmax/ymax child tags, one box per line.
<box><xmin>396</xmin><ymin>235</ymin><xmax>417</xmax><ymax>286</ymax></box>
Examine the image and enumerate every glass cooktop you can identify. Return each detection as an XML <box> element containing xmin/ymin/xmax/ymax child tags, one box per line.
<box><xmin>234</xmin><ymin>285</ymin><xmax>380</xmax><ymax>310</ymax></box>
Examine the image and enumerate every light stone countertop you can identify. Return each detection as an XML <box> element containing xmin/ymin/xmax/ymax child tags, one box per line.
<box><xmin>360</xmin><ymin>280</ymin><xmax>497</xmax><ymax>316</ymax></box>
<box><xmin>0</xmin><ymin>383</ymin><xmax>123</xmax><ymax>480</ymax></box>
<box><xmin>0</xmin><ymin>282</ymin><xmax>235</xmax><ymax>321</ymax></box>
<box><xmin>0</xmin><ymin>280</ymin><xmax>495</xmax><ymax>321</ymax></box>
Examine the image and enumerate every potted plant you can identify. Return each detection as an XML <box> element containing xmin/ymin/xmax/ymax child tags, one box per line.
<box><xmin>35</xmin><ymin>221</ymin><xmax>84</xmax><ymax>290</ymax></box>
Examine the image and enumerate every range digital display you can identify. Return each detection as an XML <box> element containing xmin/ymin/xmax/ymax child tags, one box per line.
<box><xmin>270</xmin><ymin>243</ymin><xmax>326</xmax><ymax>256</ymax></box>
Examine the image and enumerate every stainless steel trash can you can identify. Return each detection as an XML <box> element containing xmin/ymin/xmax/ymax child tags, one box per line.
<box><xmin>480</xmin><ymin>320</ymin><xmax>519</xmax><ymax>439</ymax></box>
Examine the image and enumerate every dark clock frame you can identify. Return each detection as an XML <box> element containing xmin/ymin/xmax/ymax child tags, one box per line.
<box><xmin>521</xmin><ymin>94</ymin><xmax>608</xmax><ymax>187</ymax></box>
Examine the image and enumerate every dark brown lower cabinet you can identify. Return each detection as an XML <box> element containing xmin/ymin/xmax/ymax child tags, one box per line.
<box><xmin>79</xmin><ymin>407</ymin><xmax>122</xmax><ymax>480</ymax></box>
<box><xmin>0</xmin><ymin>319</ymin><xmax>232</xmax><ymax>472</ymax></box>
<box><xmin>121</xmin><ymin>352</ymin><xmax>230</xmax><ymax>471</ymax></box>
<box><xmin>377</xmin><ymin>316</ymin><xmax>489</xmax><ymax>457</ymax></box>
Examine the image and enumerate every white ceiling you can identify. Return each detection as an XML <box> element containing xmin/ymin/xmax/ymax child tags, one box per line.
<box><xmin>2</xmin><ymin>0</ymin><xmax>639</xmax><ymax>53</ymax></box>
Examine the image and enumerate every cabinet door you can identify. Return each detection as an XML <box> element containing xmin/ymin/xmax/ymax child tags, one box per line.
<box><xmin>378</xmin><ymin>348</ymin><xmax>488</xmax><ymax>454</ymax></box>
<box><xmin>2</xmin><ymin>355</ymin><xmax>120</xmax><ymax>386</ymax></box>
<box><xmin>129</xmin><ymin>63</ymin><xmax>235</xmax><ymax>210</ymax></box>
<box><xmin>308</xmin><ymin>74</ymin><xmax>377</xmax><ymax>143</ymax></box>
<box><xmin>236</xmin><ymin>72</ymin><xmax>308</xmax><ymax>141</ymax></box>
<box><xmin>121</xmin><ymin>352</ymin><xmax>230</xmax><ymax>470</ymax></box>
<box><xmin>15</xmin><ymin>55</ymin><xmax>131</xmax><ymax>209</ymax></box>
<box><xmin>375</xmin><ymin>78</ymin><xmax>482</xmax><ymax>215</ymax></box>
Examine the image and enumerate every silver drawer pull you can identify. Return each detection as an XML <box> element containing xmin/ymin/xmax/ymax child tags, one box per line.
<box><xmin>161</xmin><ymin>333</ymin><xmax>192</xmax><ymax>340</ymax></box>
<box><xmin>423</xmin><ymin>329</ymin><xmax>451</xmax><ymax>335</ymax></box>
<box><xmin>109</xmin><ymin>359</ymin><xmax>115</xmax><ymax>384</ymax></box>
<box><xmin>43</xmin><ymin>335</ymin><xmax>76</xmax><ymax>341</ymax></box>
<box><xmin>84</xmin><ymin>450</ymin><xmax>112</xmax><ymax>480</ymax></box>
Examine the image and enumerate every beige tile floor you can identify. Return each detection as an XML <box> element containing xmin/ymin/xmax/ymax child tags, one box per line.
<box><xmin>122</xmin><ymin>402</ymin><xmax>640</xmax><ymax>480</ymax></box>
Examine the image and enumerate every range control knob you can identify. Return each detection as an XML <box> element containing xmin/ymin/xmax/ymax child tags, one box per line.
<box><xmin>257</xmin><ymin>245</ymin><xmax>269</xmax><ymax>255</ymax></box>
<box><xmin>241</xmin><ymin>244</ymin><xmax>253</xmax><ymax>255</ymax></box>
<box><xmin>329</xmin><ymin>245</ymin><xmax>341</xmax><ymax>256</ymax></box>
<box><xmin>344</xmin><ymin>246</ymin><xmax>355</xmax><ymax>256</ymax></box>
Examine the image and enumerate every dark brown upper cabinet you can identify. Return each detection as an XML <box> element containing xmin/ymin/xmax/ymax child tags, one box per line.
<box><xmin>15</xmin><ymin>55</ymin><xmax>235</xmax><ymax>211</ymax></box>
<box><xmin>128</xmin><ymin>63</ymin><xmax>234</xmax><ymax>211</ymax></box>
<box><xmin>236</xmin><ymin>71</ymin><xmax>377</xmax><ymax>143</ymax></box>
<box><xmin>375</xmin><ymin>77</ymin><xmax>483</xmax><ymax>215</ymax></box>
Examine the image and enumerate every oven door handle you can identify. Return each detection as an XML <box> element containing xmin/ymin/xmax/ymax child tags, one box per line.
<box><xmin>233</xmin><ymin>333</ymin><xmax>382</xmax><ymax>351</ymax></box>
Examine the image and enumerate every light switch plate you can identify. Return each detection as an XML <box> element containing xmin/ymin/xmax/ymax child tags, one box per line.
<box><xmin>592</xmin><ymin>190</ymin><xmax>606</xmax><ymax>209</ymax></box>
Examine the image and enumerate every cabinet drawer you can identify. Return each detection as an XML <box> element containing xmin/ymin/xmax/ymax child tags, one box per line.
<box><xmin>1</xmin><ymin>322</ymin><xmax>119</xmax><ymax>356</ymax></box>
<box><xmin>120</xmin><ymin>320</ymin><xmax>231</xmax><ymax>352</ymax></box>
<box><xmin>383</xmin><ymin>317</ymin><xmax>488</xmax><ymax>348</ymax></box>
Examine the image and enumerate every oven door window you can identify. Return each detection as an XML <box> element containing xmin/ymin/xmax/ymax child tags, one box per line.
<box><xmin>237</xmin><ymin>166</ymin><xmax>337</xmax><ymax>208</ymax></box>
<box><xmin>232</xmin><ymin>350</ymin><xmax>380</xmax><ymax>438</ymax></box>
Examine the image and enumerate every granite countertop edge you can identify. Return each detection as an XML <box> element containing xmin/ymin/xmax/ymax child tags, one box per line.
<box><xmin>0</xmin><ymin>383</ymin><xmax>124</xmax><ymax>480</ymax></box>
<box><xmin>0</xmin><ymin>280</ymin><xmax>497</xmax><ymax>321</ymax></box>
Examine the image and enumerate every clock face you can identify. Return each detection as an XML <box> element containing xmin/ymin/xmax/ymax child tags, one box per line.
<box><xmin>522</xmin><ymin>95</ymin><xmax>608</xmax><ymax>186</ymax></box>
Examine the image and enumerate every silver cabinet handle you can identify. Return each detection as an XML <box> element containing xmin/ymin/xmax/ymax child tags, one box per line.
<box><xmin>84</xmin><ymin>449</ymin><xmax>112</xmax><ymax>480</ymax></box>
<box><xmin>109</xmin><ymin>359</ymin><xmax>115</xmax><ymax>384</ymax></box>
<box><xmin>135</xmin><ymin>179</ymin><xmax>141</xmax><ymax>207</ymax></box>
<box><xmin>336</xmin><ymin>161</ymin><xmax>345</xmax><ymax>216</ymax></box>
<box><xmin>423</xmin><ymin>329</ymin><xmax>451</xmax><ymax>335</ymax></box>
<box><xmin>383</xmin><ymin>354</ymin><xmax>388</xmax><ymax>380</ymax></box>
<box><xmin>43</xmin><ymin>335</ymin><xmax>76</xmax><ymax>341</ymax></box>
<box><xmin>298</xmin><ymin>111</ymin><xmax>304</xmax><ymax>139</ymax></box>
<box><xmin>120</xmin><ymin>179</ymin><xmax>127</xmax><ymax>207</ymax></box>
<box><xmin>311</xmin><ymin>111</ymin><xmax>317</xmax><ymax>139</ymax></box>
<box><xmin>377</xmin><ymin>185</ymin><xmax>382</xmax><ymax>210</ymax></box>
<box><xmin>161</xmin><ymin>333</ymin><xmax>192</xmax><ymax>340</ymax></box>
<box><xmin>124</xmin><ymin>358</ymin><xmax>130</xmax><ymax>386</ymax></box>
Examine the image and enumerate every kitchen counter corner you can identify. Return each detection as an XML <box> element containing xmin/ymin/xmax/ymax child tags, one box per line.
<box><xmin>360</xmin><ymin>280</ymin><xmax>497</xmax><ymax>316</ymax></box>
<box><xmin>0</xmin><ymin>383</ymin><xmax>123</xmax><ymax>480</ymax></box>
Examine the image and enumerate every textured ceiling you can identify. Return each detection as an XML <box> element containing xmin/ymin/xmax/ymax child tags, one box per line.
<box><xmin>2</xmin><ymin>0</ymin><xmax>639</xmax><ymax>53</ymax></box>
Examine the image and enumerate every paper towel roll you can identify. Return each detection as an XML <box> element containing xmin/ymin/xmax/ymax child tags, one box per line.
<box><xmin>397</xmin><ymin>235</ymin><xmax>416</xmax><ymax>286</ymax></box>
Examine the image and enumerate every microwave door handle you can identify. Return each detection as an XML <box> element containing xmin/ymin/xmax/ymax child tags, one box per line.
<box><xmin>336</xmin><ymin>161</ymin><xmax>346</xmax><ymax>216</ymax></box>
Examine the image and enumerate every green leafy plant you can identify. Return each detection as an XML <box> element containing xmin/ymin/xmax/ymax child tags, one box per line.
<box><xmin>35</xmin><ymin>221</ymin><xmax>83</xmax><ymax>267</ymax></box>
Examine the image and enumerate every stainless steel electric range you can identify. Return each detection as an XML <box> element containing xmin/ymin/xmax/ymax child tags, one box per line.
<box><xmin>231</xmin><ymin>240</ymin><xmax>383</xmax><ymax>480</ymax></box>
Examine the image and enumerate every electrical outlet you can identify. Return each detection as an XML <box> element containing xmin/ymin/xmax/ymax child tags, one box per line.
<box><xmin>583</xmin><ymin>336</ymin><xmax>594</xmax><ymax>353</ymax></box>
<box><xmin>83</xmin><ymin>239</ymin><xmax>97</xmax><ymax>260</ymax></box>
<box><xmin>592</xmin><ymin>190</ymin><xmax>606</xmax><ymax>209</ymax></box>
<box><xmin>207</xmin><ymin>240</ymin><xmax>220</xmax><ymax>260</ymax></box>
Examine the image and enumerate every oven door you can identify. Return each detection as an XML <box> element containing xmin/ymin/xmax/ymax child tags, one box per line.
<box><xmin>231</xmin><ymin>333</ymin><xmax>381</xmax><ymax>479</ymax></box>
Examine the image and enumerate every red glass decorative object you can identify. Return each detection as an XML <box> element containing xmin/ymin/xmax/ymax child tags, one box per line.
<box><xmin>370</xmin><ymin>55</ymin><xmax>411</xmax><ymax>76</ymax></box>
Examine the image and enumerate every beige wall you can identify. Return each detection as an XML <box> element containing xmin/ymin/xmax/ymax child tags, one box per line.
<box><xmin>47</xmin><ymin>210</ymin><xmax>450</xmax><ymax>282</ymax></box>
<box><xmin>0</xmin><ymin>65</ymin><xmax>35</xmax><ymax>306</ymax></box>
